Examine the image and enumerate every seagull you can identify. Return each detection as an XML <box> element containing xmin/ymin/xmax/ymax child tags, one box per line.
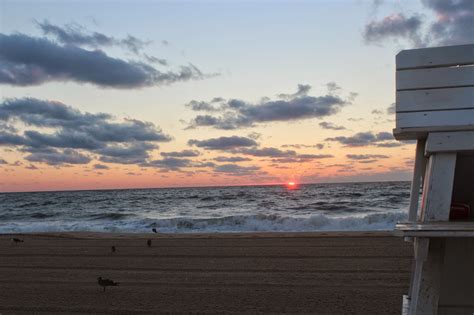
<box><xmin>111</xmin><ymin>246</ymin><xmax>116</xmax><ymax>253</ymax></box>
<box><xmin>152</xmin><ymin>228</ymin><xmax>158</xmax><ymax>233</ymax></box>
<box><xmin>97</xmin><ymin>277</ymin><xmax>119</xmax><ymax>292</ymax></box>
<box><xmin>11</xmin><ymin>238</ymin><xmax>24</xmax><ymax>243</ymax></box>
<box><xmin>147</xmin><ymin>239</ymin><xmax>152</xmax><ymax>247</ymax></box>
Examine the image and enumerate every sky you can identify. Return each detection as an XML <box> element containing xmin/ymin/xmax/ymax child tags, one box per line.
<box><xmin>0</xmin><ymin>0</ymin><xmax>473</xmax><ymax>192</ymax></box>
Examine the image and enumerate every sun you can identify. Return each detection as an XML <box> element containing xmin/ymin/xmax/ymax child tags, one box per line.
<box><xmin>285</xmin><ymin>181</ymin><xmax>298</xmax><ymax>190</ymax></box>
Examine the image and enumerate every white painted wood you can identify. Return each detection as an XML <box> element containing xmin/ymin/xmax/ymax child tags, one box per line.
<box><xmin>420</xmin><ymin>153</ymin><xmax>457</xmax><ymax>221</ymax></box>
<box><xmin>409</xmin><ymin>237</ymin><xmax>430</xmax><ymax>315</ymax></box>
<box><xmin>409</xmin><ymin>140</ymin><xmax>426</xmax><ymax>222</ymax></box>
<box><xmin>425</xmin><ymin>131</ymin><xmax>474</xmax><ymax>155</ymax></box>
<box><xmin>395</xmin><ymin>222</ymin><xmax>474</xmax><ymax>237</ymax></box>
<box><xmin>396</xmin><ymin>44</ymin><xmax>474</xmax><ymax>70</ymax></box>
<box><xmin>396</xmin><ymin>222</ymin><xmax>474</xmax><ymax>231</ymax></box>
<box><xmin>396</xmin><ymin>87</ymin><xmax>474</xmax><ymax>112</ymax></box>
<box><xmin>396</xmin><ymin>66</ymin><xmax>474</xmax><ymax>91</ymax></box>
<box><xmin>414</xmin><ymin>239</ymin><xmax>444</xmax><ymax>315</ymax></box>
<box><xmin>396</xmin><ymin>109</ymin><xmax>474</xmax><ymax>129</ymax></box>
<box><xmin>393</xmin><ymin>125</ymin><xmax>474</xmax><ymax>140</ymax></box>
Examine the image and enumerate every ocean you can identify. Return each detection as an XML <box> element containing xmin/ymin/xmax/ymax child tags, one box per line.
<box><xmin>0</xmin><ymin>181</ymin><xmax>410</xmax><ymax>233</ymax></box>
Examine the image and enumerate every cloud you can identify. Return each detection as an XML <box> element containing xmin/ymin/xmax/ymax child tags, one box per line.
<box><xmin>36</xmin><ymin>20</ymin><xmax>117</xmax><ymax>48</ymax></box>
<box><xmin>235</xmin><ymin>147</ymin><xmax>334</xmax><ymax>161</ymax></box>
<box><xmin>97</xmin><ymin>142</ymin><xmax>157</xmax><ymax>164</ymax></box>
<box><xmin>346</xmin><ymin>154</ymin><xmax>390</xmax><ymax>160</ymax></box>
<box><xmin>160</xmin><ymin>150</ymin><xmax>200</xmax><ymax>158</ymax></box>
<box><xmin>423</xmin><ymin>0</ymin><xmax>474</xmax><ymax>46</ymax></box>
<box><xmin>188</xmin><ymin>136</ymin><xmax>258</xmax><ymax>150</ymax></box>
<box><xmin>0</xmin><ymin>33</ymin><xmax>209</xmax><ymax>88</ymax></box>
<box><xmin>271</xmin><ymin>154</ymin><xmax>334</xmax><ymax>163</ymax></box>
<box><xmin>213</xmin><ymin>156</ymin><xmax>252</xmax><ymax>162</ymax></box>
<box><xmin>364</xmin><ymin>13</ymin><xmax>423</xmax><ymax>46</ymax></box>
<box><xmin>326</xmin><ymin>131</ymin><xmax>395</xmax><ymax>147</ymax></box>
<box><xmin>93</xmin><ymin>163</ymin><xmax>109</xmax><ymax>170</ymax></box>
<box><xmin>146</xmin><ymin>157</ymin><xmax>192</xmax><ymax>170</ymax></box>
<box><xmin>281</xmin><ymin>144</ymin><xmax>324</xmax><ymax>149</ymax></box>
<box><xmin>363</xmin><ymin>0</ymin><xmax>474</xmax><ymax>47</ymax></box>
<box><xmin>0</xmin><ymin>158</ymin><xmax>7</xmax><ymax>164</ymax></box>
<box><xmin>213</xmin><ymin>164</ymin><xmax>261</xmax><ymax>176</ymax></box>
<box><xmin>25</xmin><ymin>148</ymin><xmax>91</xmax><ymax>165</ymax></box>
<box><xmin>387</xmin><ymin>103</ymin><xmax>396</xmax><ymax>115</ymax></box>
<box><xmin>236</xmin><ymin>147</ymin><xmax>297</xmax><ymax>158</ymax></box>
<box><xmin>187</xmin><ymin>84</ymin><xmax>349</xmax><ymax>129</ymax></box>
<box><xmin>319</xmin><ymin>122</ymin><xmax>346</xmax><ymax>130</ymax></box>
<box><xmin>0</xmin><ymin>97</ymin><xmax>171</xmax><ymax>166</ymax></box>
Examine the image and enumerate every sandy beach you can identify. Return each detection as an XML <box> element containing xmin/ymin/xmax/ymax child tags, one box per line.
<box><xmin>0</xmin><ymin>232</ymin><xmax>412</xmax><ymax>314</ymax></box>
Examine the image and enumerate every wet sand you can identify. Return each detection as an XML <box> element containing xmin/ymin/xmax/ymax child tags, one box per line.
<box><xmin>0</xmin><ymin>232</ymin><xmax>412</xmax><ymax>314</ymax></box>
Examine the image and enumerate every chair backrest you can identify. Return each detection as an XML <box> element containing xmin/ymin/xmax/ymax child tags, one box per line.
<box><xmin>394</xmin><ymin>44</ymin><xmax>474</xmax><ymax>140</ymax></box>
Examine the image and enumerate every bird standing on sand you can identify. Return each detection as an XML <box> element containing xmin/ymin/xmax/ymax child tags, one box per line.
<box><xmin>97</xmin><ymin>277</ymin><xmax>119</xmax><ymax>292</ymax></box>
<box><xmin>111</xmin><ymin>246</ymin><xmax>116</xmax><ymax>253</ymax></box>
<box><xmin>11</xmin><ymin>238</ymin><xmax>24</xmax><ymax>243</ymax></box>
<box><xmin>152</xmin><ymin>228</ymin><xmax>157</xmax><ymax>233</ymax></box>
<box><xmin>147</xmin><ymin>239</ymin><xmax>152</xmax><ymax>247</ymax></box>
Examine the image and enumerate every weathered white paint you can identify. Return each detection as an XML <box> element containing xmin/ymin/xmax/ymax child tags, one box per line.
<box><xmin>393</xmin><ymin>125</ymin><xmax>474</xmax><ymax>141</ymax></box>
<box><xmin>414</xmin><ymin>239</ymin><xmax>444</xmax><ymax>315</ymax></box>
<box><xmin>396</xmin><ymin>87</ymin><xmax>474</xmax><ymax>113</ymax></box>
<box><xmin>425</xmin><ymin>131</ymin><xmax>474</xmax><ymax>155</ymax></box>
<box><xmin>396</xmin><ymin>109</ymin><xmax>474</xmax><ymax>129</ymax></box>
<box><xmin>409</xmin><ymin>237</ymin><xmax>430</xmax><ymax>315</ymax></box>
<box><xmin>396</xmin><ymin>66</ymin><xmax>474</xmax><ymax>91</ymax></box>
<box><xmin>396</xmin><ymin>44</ymin><xmax>474</xmax><ymax>70</ymax></box>
<box><xmin>420</xmin><ymin>153</ymin><xmax>457</xmax><ymax>222</ymax></box>
<box><xmin>409</xmin><ymin>140</ymin><xmax>427</xmax><ymax>222</ymax></box>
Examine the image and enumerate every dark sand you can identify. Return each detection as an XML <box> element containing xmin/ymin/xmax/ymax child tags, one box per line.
<box><xmin>0</xmin><ymin>232</ymin><xmax>412</xmax><ymax>314</ymax></box>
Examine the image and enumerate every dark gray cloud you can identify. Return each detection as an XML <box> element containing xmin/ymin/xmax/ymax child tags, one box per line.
<box><xmin>188</xmin><ymin>136</ymin><xmax>258</xmax><ymax>150</ymax></box>
<box><xmin>346</xmin><ymin>154</ymin><xmax>390</xmax><ymax>160</ymax></box>
<box><xmin>364</xmin><ymin>13</ymin><xmax>423</xmax><ymax>46</ymax></box>
<box><xmin>282</xmin><ymin>143</ymin><xmax>325</xmax><ymax>150</ymax></box>
<box><xmin>0</xmin><ymin>158</ymin><xmax>7</xmax><ymax>164</ymax></box>
<box><xmin>146</xmin><ymin>157</ymin><xmax>192</xmax><ymax>170</ymax></box>
<box><xmin>0</xmin><ymin>97</ymin><xmax>171</xmax><ymax>166</ymax></box>
<box><xmin>326</xmin><ymin>131</ymin><xmax>395</xmax><ymax>147</ymax></box>
<box><xmin>187</xmin><ymin>84</ymin><xmax>349</xmax><ymax>130</ymax></box>
<box><xmin>387</xmin><ymin>103</ymin><xmax>396</xmax><ymax>115</ymax></box>
<box><xmin>364</xmin><ymin>0</ymin><xmax>473</xmax><ymax>47</ymax></box>
<box><xmin>160</xmin><ymin>150</ymin><xmax>200</xmax><ymax>158</ymax></box>
<box><xmin>25</xmin><ymin>148</ymin><xmax>91</xmax><ymax>165</ymax></box>
<box><xmin>236</xmin><ymin>147</ymin><xmax>334</xmax><ymax>161</ymax></box>
<box><xmin>93</xmin><ymin>163</ymin><xmax>109</xmax><ymax>170</ymax></box>
<box><xmin>213</xmin><ymin>164</ymin><xmax>261</xmax><ymax>176</ymax></box>
<box><xmin>423</xmin><ymin>0</ymin><xmax>474</xmax><ymax>45</ymax></box>
<box><xmin>319</xmin><ymin>122</ymin><xmax>346</xmax><ymax>130</ymax></box>
<box><xmin>213</xmin><ymin>156</ymin><xmax>252</xmax><ymax>162</ymax></box>
<box><xmin>271</xmin><ymin>154</ymin><xmax>333</xmax><ymax>163</ymax></box>
<box><xmin>236</xmin><ymin>147</ymin><xmax>297</xmax><ymax>158</ymax></box>
<box><xmin>97</xmin><ymin>142</ymin><xmax>157</xmax><ymax>164</ymax></box>
<box><xmin>37</xmin><ymin>20</ymin><xmax>116</xmax><ymax>48</ymax></box>
<box><xmin>0</xmin><ymin>33</ymin><xmax>209</xmax><ymax>88</ymax></box>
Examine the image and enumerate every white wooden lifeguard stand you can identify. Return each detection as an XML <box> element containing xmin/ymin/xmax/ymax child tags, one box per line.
<box><xmin>393</xmin><ymin>44</ymin><xmax>474</xmax><ymax>315</ymax></box>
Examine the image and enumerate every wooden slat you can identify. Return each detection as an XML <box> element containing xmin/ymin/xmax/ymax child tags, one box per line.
<box><xmin>425</xmin><ymin>131</ymin><xmax>474</xmax><ymax>155</ymax></box>
<box><xmin>420</xmin><ymin>153</ymin><xmax>457</xmax><ymax>222</ymax></box>
<box><xmin>396</xmin><ymin>87</ymin><xmax>474</xmax><ymax>112</ymax></box>
<box><xmin>393</xmin><ymin>125</ymin><xmax>474</xmax><ymax>141</ymax></box>
<box><xmin>396</xmin><ymin>66</ymin><xmax>474</xmax><ymax>91</ymax></box>
<box><xmin>396</xmin><ymin>109</ymin><xmax>474</xmax><ymax>129</ymax></box>
<box><xmin>396</xmin><ymin>44</ymin><xmax>474</xmax><ymax>70</ymax></box>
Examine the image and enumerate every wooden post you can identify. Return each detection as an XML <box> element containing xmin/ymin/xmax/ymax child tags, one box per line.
<box><xmin>408</xmin><ymin>139</ymin><xmax>427</xmax><ymax>222</ymax></box>
<box><xmin>410</xmin><ymin>152</ymin><xmax>456</xmax><ymax>314</ymax></box>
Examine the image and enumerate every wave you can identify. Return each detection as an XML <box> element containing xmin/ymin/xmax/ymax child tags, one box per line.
<box><xmin>0</xmin><ymin>211</ymin><xmax>407</xmax><ymax>233</ymax></box>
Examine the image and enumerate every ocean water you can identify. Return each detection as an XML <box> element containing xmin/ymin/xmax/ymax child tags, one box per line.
<box><xmin>0</xmin><ymin>181</ymin><xmax>410</xmax><ymax>233</ymax></box>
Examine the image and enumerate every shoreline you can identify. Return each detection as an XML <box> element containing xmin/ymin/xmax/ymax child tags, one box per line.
<box><xmin>1</xmin><ymin>230</ymin><xmax>396</xmax><ymax>238</ymax></box>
